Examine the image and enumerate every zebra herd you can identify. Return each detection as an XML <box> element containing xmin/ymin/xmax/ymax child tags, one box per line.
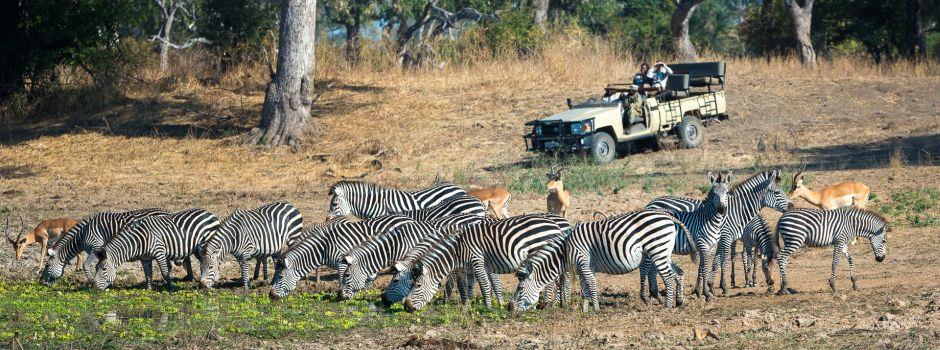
<box><xmin>34</xmin><ymin>170</ymin><xmax>890</xmax><ymax>313</ymax></box>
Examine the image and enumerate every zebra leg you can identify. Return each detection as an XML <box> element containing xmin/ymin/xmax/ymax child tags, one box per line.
<box><xmin>141</xmin><ymin>259</ymin><xmax>154</xmax><ymax>290</ymax></box>
<box><xmin>639</xmin><ymin>258</ymin><xmax>654</xmax><ymax>305</ymax></box>
<box><xmin>843</xmin><ymin>245</ymin><xmax>858</xmax><ymax>291</ymax></box>
<box><xmin>470</xmin><ymin>259</ymin><xmax>494</xmax><ymax>308</ymax></box>
<box><xmin>82</xmin><ymin>253</ymin><xmax>98</xmax><ymax>284</ymax></box>
<box><xmin>155</xmin><ymin>254</ymin><xmax>173</xmax><ymax>292</ymax></box>
<box><xmin>673</xmin><ymin>262</ymin><xmax>686</xmax><ymax>306</ymax></box>
<box><xmin>443</xmin><ymin>275</ymin><xmax>456</xmax><ymax>303</ymax></box>
<box><xmin>574</xmin><ymin>254</ymin><xmax>597</xmax><ymax>312</ymax></box>
<box><xmin>181</xmin><ymin>256</ymin><xmax>194</xmax><ymax>282</ymax></box>
<box><xmin>776</xmin><ymin>253</ymin><xmax>793</xmax><ymax>295</ymax></box>
<box><xmin>717</xmin><ymin>242</ymin><xmax>732</xmax><ymax>295</ymax></box>
<box><xmin>252</xmin><ymin>258</ymin><xmax>263</xmax><ymax>281</ymax></box>
<box><xmin>239</xmin><ymin>259</ymin><xmax>252</xmax><ymax>289</ymax></box>
<box><xmin>761</xmin><ymin>255</ymin><xmax>774</xmax><ymax>287</ymax></box>
<box><xmin>828</xmin><ymin>245</ymin><xmax>843</xmax><ymax>292</ymax></box>
<box><xmin>730</xmin><ymin>240</ymin><xmax>738</xmax><ymax>288</ymax></box>
<box><xmin>262</xmin><ymin>258</ymin><xmax>269</xmax><ymax>282</ymax></box>
<box><xmin>489</xmin><ymin>272</ymin><xmax>504</xmax><ymax>306</ymax></box>
<box><xmin>697</xmin><ymin>247</ymin><xmax>715</xmax><ymax>302</ymax></box>
<box><xmin>741</xmin><ymin>245</ymin><xmax>753</xmax><ymax>287</ymax></box>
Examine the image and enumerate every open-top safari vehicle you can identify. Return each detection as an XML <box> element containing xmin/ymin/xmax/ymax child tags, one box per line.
<box><xmin>523</xmin><ymin>62</ymin><xmax>729</xmax><ymax>164</ymax></box>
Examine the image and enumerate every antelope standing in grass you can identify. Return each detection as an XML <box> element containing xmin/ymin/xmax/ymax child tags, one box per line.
<box><xmin>4</xmin><ymin>214</ymin><xmax>81</xmax><ymax>272</ymax></box>
<box><xmin>546</xmin><ymin>166</ymin><xmax>571</xmax><ymax>217</ymax></box>
<box><xmin>468</xmin><ymin>188</ymin><xmax>512</xmax><ymax>219</ymax></box>
<box><xmin>789</xmin><ymin>171</ymin><xmax>871</xmax><ymax>244</ymax></box>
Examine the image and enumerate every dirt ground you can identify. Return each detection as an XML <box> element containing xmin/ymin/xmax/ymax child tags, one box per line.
<box><xmin>0</xmin><ymin>55</ymin><xmax>939</xmax><ymax>348</ymax></box>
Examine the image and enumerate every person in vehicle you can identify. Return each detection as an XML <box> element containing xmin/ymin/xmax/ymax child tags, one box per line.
<box><xmin>647</xmin><ymin>61</ymin><xmax>673</xmax><ymax>92</ymax></box>
<box><xmin>623</xmin><ymin>84</ymin><xmax>644</xmax><ymax>125</ymax></box>
<box><xmin>634</xmin><ymin>63</ymin><xmax>653</xmax><ymax>88</ymax></box>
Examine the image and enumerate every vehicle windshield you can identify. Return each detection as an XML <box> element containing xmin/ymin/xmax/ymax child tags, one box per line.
<box><xmin>573</xmin><ymin>99</ymin><xmax>620</xmax><ymax>108</ymax></box>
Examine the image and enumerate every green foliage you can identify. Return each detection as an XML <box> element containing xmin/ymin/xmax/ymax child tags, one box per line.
<box><xmin>481</xmin><ymin>9</ymin><xmax>543</xmax><ymax>56</ymax></box>
<box><xmin>504</xmin><ymin>155</ymin><xmax>634</xmax><ymax>195</ymax></box>
<box><xmin>878</xmin><ymin>188</ymin><xmax>939</xmax><ymax>228</ymax></box>
<box><xmin>201</xmin><ymin>0</ymin><xmax>280</xmax><ymax>61</ymax></box>
<box><xmin>0</xmin><ymin>0</ymin><xmax>139</xmax><ymax>95</ymax></box>
<box><xmin>0</xmin><ymin>281</ymin><xmax>525</xmax><ymax>347</ymax></box>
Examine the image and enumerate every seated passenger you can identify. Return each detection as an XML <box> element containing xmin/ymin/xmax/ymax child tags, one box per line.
<box><xmin>646</xmin><ymin>61</ymin><xmax>673</xmax><ymax>92</ymax></box>
<box><xmin>634</xmin><ymin>63</ymin><xmax>654</xmax><ymax>89</ymax></box>
<box><xmin>623</xmin><ymin>85</ymin><xmax>644</xmax><ymax>124</ymax></box>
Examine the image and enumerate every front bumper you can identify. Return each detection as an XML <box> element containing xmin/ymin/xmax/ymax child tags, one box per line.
<box><xmin>523</xmin><ymin>131</ymin><xmax>594</xmax><ymax>152</ymax></box>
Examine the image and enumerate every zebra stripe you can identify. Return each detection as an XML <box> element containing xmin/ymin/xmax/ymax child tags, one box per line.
<box><xmin>268</xmin><ymin>214</ymin><xmax>416</xmax><ymax>299</ymax></box>
<box><xmin>382</xmin><ymin>214</ymin><xmax>488</xmax><ymax>306</ymax></box>
<box><xmin>199</xmin><ymin>202</ymin><xmax>304</xmax><ymax>289</ymax></box>
<box><xmin>644</xmin><ymin>171</ymin><xmax>731</xmax><ymax>302</ymax></box>
<box><xmin>775</xmin><ymin>208</ymin><xmax>888</xmax><ymax>295</ymax></box>
<box><xmin>399</xmin><ymin>196</ymin><xmax>486</xmax><ymax>221</ymax></box>
<box><xmin>41</xmin><ymin>208</ymin><xmax>170</xmax><ymax>286</ymax></box>
<box><xmin>93</xmin><ymin>208</ymin><xmax>221</xmax><ymax>291</ymax></box>
<box><xmin>340</xmin><ymin>213</ymin><xmax>484</xmax><ymax>300</ymax></box>
<box><xmin>402</xmin><ymin>214</ymin><xmax>568</xmax><ymax>311</ymax></box>
<box><xmin>327</xmin><ymin>181</ymin><xmax>467</xmax><ymax>219</ymax></box>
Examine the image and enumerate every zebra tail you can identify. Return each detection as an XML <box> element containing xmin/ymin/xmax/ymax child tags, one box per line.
<box><xmin>651</xmin><ymin>209</ymin><xmax>698</xmax><ymax>265</ymax></box>
<box><xmin>771</xmin><ymin>226</ymin><xmax>781</xmax><ymax>263</ymax></box>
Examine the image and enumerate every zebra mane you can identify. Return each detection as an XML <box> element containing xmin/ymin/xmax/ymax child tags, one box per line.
<box><xmin>730</xmin><ymin>170</ymin><xmax>776</xmax><ymax>193</ymax></box>
<box><xmin>848</xmin><ymin>208</ymin><xmax>889</xmax><ymax>226</ymax></box>
<box><xmin>330</xmin><ymin>180</ymin><xmax>382</xmax><ymax>194</ymax></box>
<box><xmin>521</xmin><ymin>229</ymin><xmax>571</xmax><ymax>266</ymax></box>
<box><xmin>51</xmin><ymin>217</ymin><xmax>90</xmax><ymax>251</ymax></box>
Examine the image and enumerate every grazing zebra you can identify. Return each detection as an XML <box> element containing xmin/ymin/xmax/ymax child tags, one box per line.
<box><xmin>199</xmin><ymin>202</ymin><xmax>304</xmax><ymax>289</ymax></box>
<box><xmin>775</xmin><ymin>208</ymin><xmax>888</xmax><ymax>295</ymax></box>
<box><xmin>737</xmin><ymin>216</ymin><xmax>776</xmax><ymax>288</ymax></box>
<box><xmin>644</xmin><ymin>171</ymin><xmax>731</xmax><ymax>302</ymax></box>
<box><xmin>340</xmin><ymin>213</ymin><xmax>483</xmax><ymax>300</ymax></box>
<box><xmin>402</xmin><ymin>214</ymin><xmax>569</xmax><ymax>312</ymax></box>
<box><xmin>93</xmin><ymin>208</ymin><xmax>221</xmax><ymax>291</ymax></box>
<box><xmin>381</xmin><ymin>214</ymin><xmax>487</xmax><ymax>306</ymax></box>
<box><xmin>508</xmin><ymin>229</ymin><xmax>572</xmax><ymax>312</ymax></box>
<box><xmin>645</xmin><ymin>170</ymin><xmax>790</xmax><ymax>296</ymax></box>
<box><xmin>399</xmin><ymin>196</ymin><xmax>486</xmax><ymax>221</ymax></box>
<box><xmin>268</xmin><ymin>214</ymin><xmax>416</xmax><ymax>300</ymax></box>
<box><xmin>327</xmin><ymin>181</ymin><xmax>467</xmax><ymax>219</ymax></box>
<box><xmin>40</xmin><ymin>208</ymin><xmax>170</xmax><ymax>286</ymax></box>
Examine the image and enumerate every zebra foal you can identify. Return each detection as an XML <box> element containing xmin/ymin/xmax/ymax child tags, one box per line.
<box><xmin>775</xmin><ymin>208</ymin><xmax>888</xmax><ymax>295</ymax></box>
<box><xmin>93</xmin><ymin>208</ymin><xmax>221</xmax><ymax>291</ymax></box>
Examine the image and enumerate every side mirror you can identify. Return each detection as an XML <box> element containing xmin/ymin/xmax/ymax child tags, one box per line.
<box><xmin>566</xmin><ymin>98</ymin><xmax>572</xmax><ymax>109</ymax></box>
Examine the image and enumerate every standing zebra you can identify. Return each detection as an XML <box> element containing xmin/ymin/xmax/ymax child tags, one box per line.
<box><xmin>737</xmin><ymin>215</ymin><xmax>776</xmax><ymax>288</ymax></box>
<box><xmin>268</xmin><ymin>214</ymin><xmax>416</xmax><ymax>300</ymax></box>
<box><xmin>645</xmin><ymin>170</ymin><xmax>790</xmax><ymax>296</ymax></box>
<box><xmin>402</xmin><ymin>214</ymin><xmax>569</xmax><ymax>311</ymax></box>
<box><xmin>327</xmin><ymin>181</ymin><xmax>467</xmax><ymax>219</ymax></box>
<box><xmin>40</xmin><ymin>208</ymin><xmax>170</xmax><ymax>286</ymax></box>
<box><xmin>199</xmin><ymin>202</ymin><xmax>304</xmax><ymax>289</ymax></box>
<box><xmin>339</xmin><ymin>213</ymin><xmax>483</xmax><ymax>300</ymax></box>
<box><xmin>775</xmin><ymin>208</ymin><xmax>888</xmax><ymax>295</ymax></box>
<box><xmin>93</xmin><ymin>208</ymin><xmax>221</xmax><ymax>291</ymax></box>
<box><xmin>644</xmin><ymin>171</ymin><xmax>732</xmax><ymax>302</ymax></box>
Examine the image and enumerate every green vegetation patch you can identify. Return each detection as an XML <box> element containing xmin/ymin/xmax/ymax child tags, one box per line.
<box><xmin>878</xmin><ymin>188</ymin><xmax>940</xmax><ymax>228</ymax></box>
<box><xmin>0</xmin><ymin>281</ymin><xmax>525</xmax><ymax>348</ymax></box>
<box><xmin>501</xmin><ymin>156</ymin><xmax>635</xmax><ymax>195</ymax></box>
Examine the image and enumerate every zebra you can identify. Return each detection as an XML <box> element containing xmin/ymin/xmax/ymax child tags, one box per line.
<box><xmin>93</xmin><ymin>208</ymin><xmax>221</xmax><ymax>291</ymax></box>
<box><xmin>402</xmin><ymin>214</ymin><xmax>570</xmax><ymax>312</ymax></box>
<box><xmin>775</xmin><ymin>208</ymin><xmax>888</xmax><ymax>295</ymax></box>
<box><xmin>199</xmin><ymin>202</ymin><xmax>304</xmax><ymax>289</ymax></box>
<box><xmin>508</xmin><ymin>229</ymin><xmax>572</xmax><ymax>312</ymax></box>
<box><xmin>399</xmin><ymin>195</ymin><xmax>486</xmax><ymax>221</ymax></box>
<box><xmin>339</xmin><ymin>213</ymin><xmax>484</xmax><ymax>300</ymax></box>
<box><xmin>40</xmin><ymin>208</ymin><xmax>170</xmax><ymax>286</ymax></box>
<box><xmin>736</xmin><ymin>215</ymin><xmax>776</xmax><ymax>288</ymax></box>
<box><xmin>518</xmin><ymin>210</ymin><xmax>694</xmax><ymax>312</ymax></box>
<box><xmin>644</xmin><ymin>170</ymin><xmax>790</xmax><ymax>296</ymax></box>
<box><xmin>268</xmin><ymin>214</ymin><xmax>416</xmax><ymax>300</ymax></box>
<box><xmin>326</xmin><ymin>181</ymin><xmax>467</xmax><ymax>219</ymax></box>
<box><xmin>643</xmin><ymin>171</ymin><xmax>731</xmax><ymax>302</ymax></box>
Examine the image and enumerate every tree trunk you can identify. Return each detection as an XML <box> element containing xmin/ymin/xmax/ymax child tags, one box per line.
<box><xmin>532</xmin><ymin>0</ymin><xmax>549</xmax><ymax>29</ymax></box>
<box><xmin>761</xmin><ymin>0</ymin><xmax>776</xmax><ymax>58</ymax></box>
<box><xmin>905</xmin><ymin>0</ymin><xmax>926</xmax><ymax>59</ymax></box>
<box><xmin>247</xmin><ymin>0</ymin><xmax>318</xmax><ymax>148</ymax></box>
<box><xmin>159</xmin><ymin>6</ymin><xmax>177</xmax><ymax>73</ymax></box>
<box><xmin>345</xmin><ymin>8</ymin><xmax>362</xmax><ymax>65</ymax></box>
<box><xmin>671</xmin><ymin>0</ymin><xmax>705</xmax><ymax>61</ymax></box>
<box><xmin>784</xmin><ymin>0</ymin><xmax>816</xmax><ymax>68</ymax></box>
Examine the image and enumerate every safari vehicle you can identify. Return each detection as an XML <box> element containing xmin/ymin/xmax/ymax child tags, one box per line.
<box><xmin>523</xmin><ymin>62</ymin><xmax>729</xmax><ymax>164</ymax></box>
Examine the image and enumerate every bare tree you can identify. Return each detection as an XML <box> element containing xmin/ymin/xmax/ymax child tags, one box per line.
<box><xmin>784</xmin><ymin>0</ymin><xmax>816</xmax><ymax>68</ymax></box>
<box><xmin>671</xmin><ymin>0</ymin><xmax>706</xmax><ymax>61</ymax></box>
<box><xmin>246</xmin><ymin>0</ymin><xmax>318</xmax><ymax>148</ymax></box>
<box><xmin>149</xmin><ymin>0</ymin><xmax>208</xmax><ymax>73</ymax></box>
<box><xmin>532</xmin><ymin>0</ymin><xmax>550</xmax><ymax>29</ymax></box>
<box><xmin>395</xmin><ymin>1</ymin><xmax>497</xmax><ymax>68</ymax></box>
<box><xmin>905</xmin><ymin>0</ymin><xmax>927</xmax><ymax>59</ymax></box>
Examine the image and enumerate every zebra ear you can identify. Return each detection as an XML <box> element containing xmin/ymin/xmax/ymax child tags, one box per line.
<box><xmin>707</xmin><ymin>171</ymin><xmax>717</xmax><ymax>184</ymax></box>
<box><xmin>94</xmin><ymin>248</ymin><xmax>107</xmax><ymax>262</ymax></box>
<box><xmin>393</xmin><ymin>261</ymin><xmax>408</xmax><ymax>273</ymax></box>
<box><xmin>772</xmin><ymin>169</ymin><xmax>782</xmax><ymax>183</ymax></box>
<box><xmin>47</xmin><ymin>249</ymin><xmax>57</xmax><ymax>257</ymax></box>
<box><xmin>343</xmin><ymin>255</ymin><xmax>357</xmax><ymax>265</ymax></box>
<box><xmin>724</xmin><ymin>171</ymin><xmax>734</xmax><ymax>183</ymax></box>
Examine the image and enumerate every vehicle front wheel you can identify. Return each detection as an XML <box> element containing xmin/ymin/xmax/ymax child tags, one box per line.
<box><xmin>591</xmin><ymin>132</ymin><xmax>616</xmax><ymax>164</ymax></box>
<box><xmin>677</xmin><ymin>116</ymin><xmax>705</xmax><ymax>149</ymax></box>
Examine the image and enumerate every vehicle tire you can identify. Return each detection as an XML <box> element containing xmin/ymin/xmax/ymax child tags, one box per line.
<box><xmin>677</xmin><ymin>116</ymin><xmax>705</xmax><ymax>149</ymax></box>
<box><xmin>591</xmin><ymin>132</ymin><xmax>616</xmax><ymax>164</ymax></box>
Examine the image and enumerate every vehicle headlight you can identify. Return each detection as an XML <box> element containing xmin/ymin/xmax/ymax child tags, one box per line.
<box><xmin>534</xmin><ymin>125</ymin><xmax>542</xmax><ymax>135</ymax></box>
<box><xmin>571</xmin><ymin>121</ymin><xmax>593</xmax><ymax>134</ymax></box>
